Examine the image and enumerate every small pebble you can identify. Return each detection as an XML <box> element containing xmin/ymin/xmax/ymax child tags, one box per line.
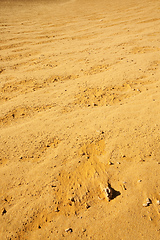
<box><xmin>2</xmin><ymin>208</ymin><xmax>7</xmax><ymax>216</ymax></box>
<box><xmin>143</xmin><ymin>198</ymin><xmax>151</xmax><ymax>207</ymax></box>
<box><xmin>93</xmin><ymin>103</ymin><xmax>98</xmax><ymax>106</ymax></box>
<box><xmin>121</xmin><ymin>184</ymin><xmax>127</xmax><ymax>190</ymax></box>
<box><xmin>98</xmin><ymin>196</ymin><xmax>103</xmax><ymax>200</ymax></box>
<box><xmin>143</xmin><ymin>203</ymin><xmax>148</xmax><ymax>207</ymax></box>
<box><xmin>137</xmin><ymin>180</ymin><xmax>142</xmax><ymax>183</ymax></box>
<box><xmin>85</xmin><ymin>203</ymin><xmax>91</xmax><ymax>209</ymax></box>
<box><xmin>157</xmin><ymin>200</ymin><xmax>160</xmax><ymax>205</ymax></box>
<box><xmin>104</xmin><ymin>186</ymin><xmax>113</xmax><ymax>201</ymax></box>
<box><xmin>70</xmin><ymin>197</ymin><xmax>75</xmax><ymax>202</ymax></box>
<box><xmin>108</xmin><ymin>161</ymin><xmax>113</xmax><ymax>165</ymax></box>
<box><xmin>65</xmin><ymin>228</ymin><xmax>73</xmax><ymax>233</ymax></box>
<box><xmin>146</xmin><ymin>198</ymin><xmax>151</xmax><ymax>204</ymax></box>
<box><xmin>55</xmin><ymin>207</ymin><xmax>60</xmax><ymax>212</ymax></box>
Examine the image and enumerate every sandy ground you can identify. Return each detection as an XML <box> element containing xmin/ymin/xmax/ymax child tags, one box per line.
<box><xmin>0</xmin><ymin>0</ymin><xmax>160</xmax><ymax>239</ymax></box>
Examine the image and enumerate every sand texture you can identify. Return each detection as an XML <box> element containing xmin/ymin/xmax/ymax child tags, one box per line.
<box><xmin>0</xmin><ymin>0</ymin><xmax>160</xmax><ymax>239</ymax></box>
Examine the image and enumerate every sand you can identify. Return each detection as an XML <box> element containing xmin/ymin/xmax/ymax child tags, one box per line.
<box><xmin>0</xmin><ymin>0</ymin><xmax>160</xmax><ymax>239</ymax></box>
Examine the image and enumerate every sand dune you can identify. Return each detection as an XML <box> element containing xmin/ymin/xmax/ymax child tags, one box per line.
<box><xmin>0</xmin><ymin>0</ymin><xmax>160</xmax><ymax>239</ymax></box>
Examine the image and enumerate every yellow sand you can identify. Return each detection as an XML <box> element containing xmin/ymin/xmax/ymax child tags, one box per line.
<box><xmin>0</xmin><ymin>0</ymin><xmax>160</xmax><ymax>239</ymax></box>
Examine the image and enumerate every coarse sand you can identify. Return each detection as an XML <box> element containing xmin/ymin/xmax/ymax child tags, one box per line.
<box><xmin>0</xmin><ymin>0</ymin><xmax>160</xmax><ymax>239</ymax></box>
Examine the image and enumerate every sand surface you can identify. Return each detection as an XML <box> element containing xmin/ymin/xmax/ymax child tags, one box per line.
<box><xmin>0</xmin><ymin>0</ymin><xmax>160</xmax><ymax>239</ymax></box>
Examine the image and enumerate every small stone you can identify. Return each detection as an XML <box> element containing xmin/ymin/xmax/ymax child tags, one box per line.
<box><xmin>137</xmin><ymin>180</ymin><xmax>142</xmax><ymax>183</ymax></box>
<box><xmin>156</xmin><ymin>200</ymin><xmax>160</xmax><ymax>205</ymax></box>
<box><xmin>2</xmin><ymin>208</ymin><xmax>7</xmax><ymax>216</ymax></box>
<box><xmin>143</xmin><ymin>198</ymin><xmax>152</xmax><ymax>207</ymax></box>
<box><xmin>143</xmin><ymin>203</ymin><xmax>149</xmax><ymax>207</ymax></box>
<box><xmin>146</xmin><ymin>198</ymin><xmax>151</xmax><ymax>204</ymax></box>
<box><xmin>104</xmin><ymin>186</ymin><xmax>113</xmax><ymax>201</ymax></box>
<box><xmin>108</xmin><ymin>161</ymin><xmax>113</xmax><ymax>165</ymax></box>
<box><xmin>55</xmin><ymin>207</ymin><xmax>60</xmax><ymax>212</ymax></box>
<box><xmin>93</xmin><ymin>103</ymin><xmax>98</xmax><ymax>106</ymax></box>
<box><xmin>65</xmin><ymin>228</ymin><xmax>73</xmax><ymax>233</ymax></box>
<box><xmin>121</xmin><ymin>184</ymin><xmax>127</xmax><ymax>190</ymax></box>
<box><xmin>85</xmin><ymin>203</ymin><xmax>91</xmax><ymax>209</ymax></box>
<box><xmin>70</xmin><ymin>197</ymin><xmax>75</xmax><ymax>202</ymax></box>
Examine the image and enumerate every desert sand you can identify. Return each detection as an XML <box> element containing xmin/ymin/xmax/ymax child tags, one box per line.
<box><xmin>0</xmin><ymin>0</ymin><xmax>160</xmax><ymax>239</ymax></box>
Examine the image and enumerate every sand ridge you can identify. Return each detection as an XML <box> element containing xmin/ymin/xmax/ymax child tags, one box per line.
<box><xmin>0</xmin><ymin>0</ymin><xmax>160</xmax><ymax>239</ymax></box>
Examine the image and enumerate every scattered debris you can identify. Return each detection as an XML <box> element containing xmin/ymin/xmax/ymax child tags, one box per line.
<box><xmin>143</xmin><ymin>198</ymin><xmax>152</xmax><ymax>207</ymax></box>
